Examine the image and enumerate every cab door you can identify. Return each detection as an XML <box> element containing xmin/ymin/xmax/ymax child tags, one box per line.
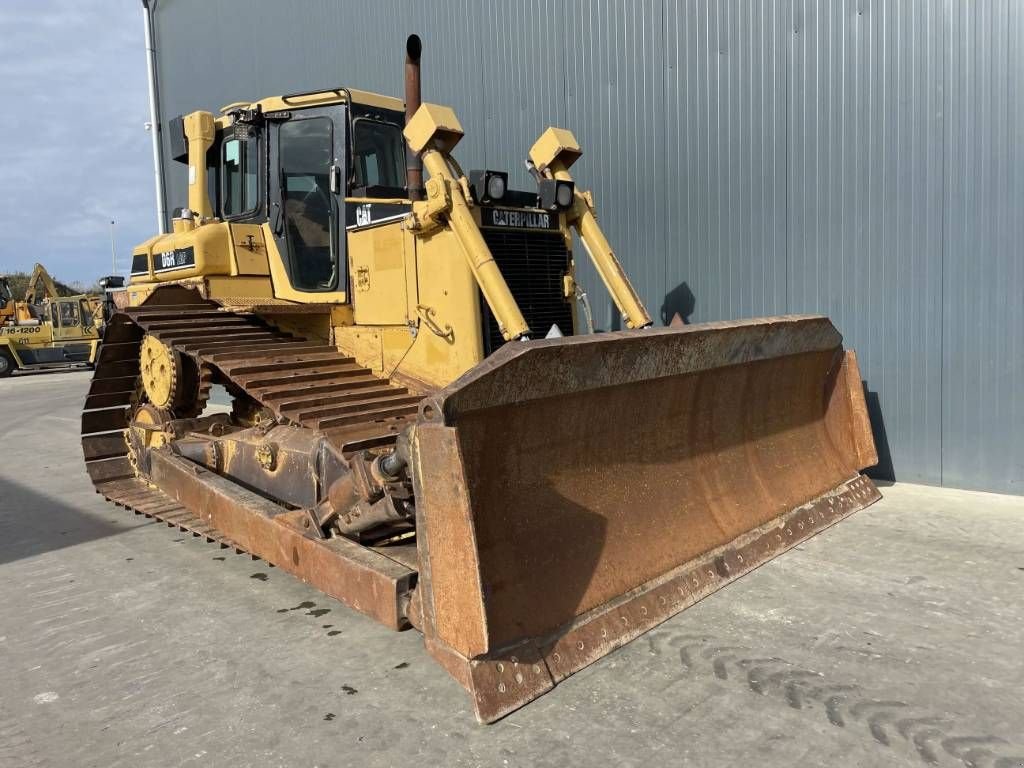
<box><xmin>50</xmin><ymin>299</ymin><xmax>84</xmax><ymax>342</ymax></box>
<box><xmin>345</xmin><ymin>114</ymin><xmax>413</xmax><ymax>326</ymax></box>
<box><xmin>267</xmin><ymin>105</ymin><xmax>349</xmax><ymax>302</ymax></box>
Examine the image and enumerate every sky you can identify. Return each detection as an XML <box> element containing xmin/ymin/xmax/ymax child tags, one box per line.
<box><xmin>0</xmin><ymin>2</ymin><xmax>154</xmax><ymax>285</ymax></box>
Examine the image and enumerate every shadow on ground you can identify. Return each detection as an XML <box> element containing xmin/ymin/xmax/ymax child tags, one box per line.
<box><xmin>0</xmin><ymin>474</ymin><xmax>128</xmax><ymax>566</ymax></box>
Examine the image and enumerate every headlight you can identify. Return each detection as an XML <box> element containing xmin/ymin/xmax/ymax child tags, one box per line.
<box><xmin>555</xmin><ymin>180</ymin><xmax>574</xmax><ymax>208</ymax></box>
<box><xmin>537</xmin><ymin>179</ymin><xmax>575</xmax><ymax>211</ymax></box>
<box><xmin>486</xmin><ymin>173</ymin><xmax>506</xmax><ymax>200</ymax></box>
<box><xmin>469</xmin><ymin>169</ymin><xmax>508</xmax><ymax>204</ymax></box>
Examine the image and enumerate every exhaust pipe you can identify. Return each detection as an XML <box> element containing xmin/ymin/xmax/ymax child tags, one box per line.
<box><xmin>404</xmin><ymin>34</ymin><xmax>424</xmax><ymax>201</ymax></box>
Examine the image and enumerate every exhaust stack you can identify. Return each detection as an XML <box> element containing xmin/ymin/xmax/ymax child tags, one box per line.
<box><xmin>404</xmin><ymin>34</ymin><xmax>424</xmax><ymax>201</ymax></box>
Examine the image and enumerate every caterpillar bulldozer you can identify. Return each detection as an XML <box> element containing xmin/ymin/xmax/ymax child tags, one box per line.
<box><xmin>80</xmin><ymin>36</ymin><xmax>880</xmax><ymax>722</ymax></box>
<box><xmin>0</xmin><ymin>263</ymin><xmax>109</xmax><ymax>376</ymax></box>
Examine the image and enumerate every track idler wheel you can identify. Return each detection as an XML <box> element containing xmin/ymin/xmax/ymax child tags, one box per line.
<box><xmin>125</xmin><ymin>404</ymin><xmax>175</xmax><ymax>477</ymax></box>
<box><xmin>140</xmin><ymin>334</ymin><xmax>202</xmax><ymax>415</ymax></box>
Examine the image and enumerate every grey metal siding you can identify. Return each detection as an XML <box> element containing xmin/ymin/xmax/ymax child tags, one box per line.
<box><xmin>942</xmin><ymin>0</ymin><xmax>1024</xmax><ymax>493</ymax></box>
<box><xmin>786</xmin><ymin>0</ymin><xmax>947</xmax><ymax>484</ymax></box>
<box><xmin>152</xmin><ymin>0</ymin><xmax>1024</xmax><ymax>494</ymax></box>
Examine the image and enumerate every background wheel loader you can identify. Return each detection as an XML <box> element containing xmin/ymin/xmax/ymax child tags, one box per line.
<box><xmin>79</xmin><ymin>36</ymin><xmax>879</xmax><ymax>722</ymax></box>
<box><xmin>0</xmin><ymin>264</ymin><xmax>119</xmax><ymax>377</ymax></box>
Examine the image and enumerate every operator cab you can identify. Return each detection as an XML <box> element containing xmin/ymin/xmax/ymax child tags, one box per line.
<box><xmin>176</xmin><ymin>91</ymin><xmax>410</xmax><ymax>296</ymax></box>
<box><xmin>50</xmin><ymin>297</ymin><xmax>93</xmax><ymax>333</ymax></box>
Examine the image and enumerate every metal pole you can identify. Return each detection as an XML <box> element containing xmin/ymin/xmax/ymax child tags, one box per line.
<box><xmin>142</xmin><ymin>0</ymin><xmax>167</xmax><ymax>234</ymax></box>
<box><xmin>109</xmin><ymin>220</ymin><xmax>117</xmax><ymax>273</ymax></box>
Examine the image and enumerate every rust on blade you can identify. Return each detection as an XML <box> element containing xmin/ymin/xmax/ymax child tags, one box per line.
<box><xmin>826</xmin><ymin>349</ymin><xmax>878</xmax><ymax>469</ymax></box>
<box><xmin>463</xmin><ymin>474</ymin><xmax>880</xmax><ymax>723</ymax></box>
<box><xmin>411</xmin><ymin>315</ymin><xmax>880</xmax><ymax>721</ymax></box>
<box><xmin>410</xmin><ymin>423</ymin><xmax>488</xmax><ymax>654</ymax></box>
<box><xmin>423</xmin><ymin>315</ymin><xmax>843</xmax><ymax>419</ymax></box>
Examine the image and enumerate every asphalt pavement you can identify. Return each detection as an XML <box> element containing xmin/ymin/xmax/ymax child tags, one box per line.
<box><xmin>1</xmin><ymin>370</ymin><xmax>1022</xmax><ymax>767</ymax></box>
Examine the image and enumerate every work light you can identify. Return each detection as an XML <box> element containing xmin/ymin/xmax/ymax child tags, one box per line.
<box><xmin>537</xmin><ymin>178</ymin><xmax>575</xmax><ymax>211</ymax></box>
<box><xmin>469</xmin><ymin>170</ymin><xmax>508</xmax><ymax>204</ymax></box>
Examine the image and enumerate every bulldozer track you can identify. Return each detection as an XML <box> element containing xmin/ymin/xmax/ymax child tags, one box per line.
<box><xmin>80</xmin><ymin>299</ymin><xmax>422</xmax><ymax>558</ymax></box>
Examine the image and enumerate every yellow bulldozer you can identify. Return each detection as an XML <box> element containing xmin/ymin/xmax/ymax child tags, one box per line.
<box><xmin>80</xmin><ymin>36</ymin><xmax>879</xmax><ymax>722</ymax></box>
<box><xmin>0</xmin><ymin>263</ymin><xmax>108</xmax><ymax>376</ymax></box>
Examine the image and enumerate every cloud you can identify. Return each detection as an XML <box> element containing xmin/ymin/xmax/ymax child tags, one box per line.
<box><xmin>0</xmin><ymin>1</ymin><xmax>154</xmax><ymax>284</ymax></box>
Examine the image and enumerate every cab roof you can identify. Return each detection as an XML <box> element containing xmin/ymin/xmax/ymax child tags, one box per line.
<box><xmin>220</xmin><ymin>87</ymin><xmax>405</xmax><ymax>117</ymax></box>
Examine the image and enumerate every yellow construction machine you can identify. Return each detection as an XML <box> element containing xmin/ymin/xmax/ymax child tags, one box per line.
<box><xmin>0</xmin><ymin>263</ymin><xmax>104</xmax><ymax>376</ymax></box>
<box><xmin>80</xmin><ymin>36</ymin><xmax>879</xmax><ymax>722</ymax></box>
<box><xmin>0</xmin><ymin>275</ymin><xmax>15</xmax><ymax>325</ymax></box>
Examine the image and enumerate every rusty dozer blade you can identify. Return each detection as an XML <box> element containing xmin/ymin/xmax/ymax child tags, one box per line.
<box><xmin>409</xmin><ymin>315</ymin><xmax>879</xmax><ymax>722</ymax></box>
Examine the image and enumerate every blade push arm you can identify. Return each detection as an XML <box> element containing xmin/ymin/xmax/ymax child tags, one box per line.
<box><xmin>529</xmin><ymin>128</ymin><xmax>652</xmax><ymax>330</ymax></box>
<box><xmin>404</xmin><ymin>104</ymin><xmax>530</xmax><ymax>342</ymax></box>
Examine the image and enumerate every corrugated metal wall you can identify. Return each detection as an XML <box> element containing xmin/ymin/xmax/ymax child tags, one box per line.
<box><xmin>153</xmin><ymin>0</ymin><xmax>1023</xmax><ymax>494</ymax></box>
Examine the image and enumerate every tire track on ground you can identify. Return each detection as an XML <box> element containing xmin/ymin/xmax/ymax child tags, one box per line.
<box><xmin>646</xmin><ymin>630</ymin><xmax>1024</xmax><ymax>767</ymax></box>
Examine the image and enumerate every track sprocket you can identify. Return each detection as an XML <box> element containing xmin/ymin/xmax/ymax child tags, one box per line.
<box><xmin>140</xmin><ymin>334</ymin><xmax>203</xmax><ymax>415</ymax></box>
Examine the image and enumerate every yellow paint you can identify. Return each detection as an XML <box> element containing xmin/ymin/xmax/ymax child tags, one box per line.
<box><xmin>229</xmin><ymin>224</ymin><xmax>271</xmax><ymax>276</ymax></box>
<box><xmin>130</xmin><ymin>223</ymin><xmax>233</xmax><ymax>284</ymax></box>
<box><xmin>140</xmin><ymin>335</ymin><xmax>176</xmax><ymax>408</ymax></box>
<box><xmin>263</xmin><ymin>223</ymin><xmax>348</xmax><ymax>304</ymax></box>
<box><xmin>171</xmin><ymin>215</ymin><xmax>197</xmax><ymax>234</ymax></box>
<box><xmin>128</xmin><ymin>234</ymin><xmax>161</xmax><ymax>282</ymax></box>
<box><xmin>334</xmin><ymin>326</ymin><xmax>385</xmax><ymax>375</ymax></box>
<box><xmin>184</xmin><ymin>111</ymin><xmax>216</xmax><ymax>218</ymax></box>
<box><xmin>120</xmin><ymin>97</ymin><xmax>658</xmax><ymax>394</ymax></box>
<box><xmin>0</xmin><ymin>324</ymin><xmax>52</xmax><ymax>342</ymax></box>
<box><xmin>223</xmin><ymin>88</ymin><xmax>404</xmax><ymax>118</ymax></box>
<box><xmin>22</xmin><ymin>263</ymin><xmax>61</xmax><ymax>304</ymax></box>
<box><xmin>266</xmin><ymin>313</ymin><xmax>331</xmax><ymax>345</ymax></box>
<box><xmin>403</xmin><ymin>103</ymin><xmax>464</xmax><ymax>154</ymax></box>
<box><xmin>0</xmin><ymin>338</ymin><xmax>23</xmax><ymax>366</ymax></box>
<box><xmin>346</xmin><ymin>196</ymin><xmax>409</xmax><ymax>205</ymax></box>
<box><xmin>328</xmin><ymin>220</ymin><xmax>486</xmax><ymax>389</ymax></box>
<box><xmin>330</xmin><ymin>305</ymin><xmax>355</xmax><ymax>326</ymax></box>
<box><xmin>205</xmin><ymin>276</ymin><xmax>275</xmax><ymax>299</ymax></box>
<box><xmin>528</xmin><ymin>127</ymin><xmax>583</xmax><ymax>172</ymax></box>
<box><xmin>0</xmin><ymin>294</ymin><xmax>100</xmax><ymax>369</ymax></box>
<box><xmin>565</xmin><ymin>187</ymin><xmax>651</xmax><ymax>329</ymax></box>
<box><xmin>127</xmin><ymin>285</ymin><xmax>157</xmax><ymax>306</ymax></box>
<box><xmin>349</xmin><ymin>222</ymin><xmax>408</xmax><ymax>325</ymax></box>
<box><xmin>532</xmin><ymin>127</ymin><xmax>653</xmax><ymax>330</ymax></box>
<box><xmin>384</xmin><ymin>227</ymin><xmax>485</xmax><ymax>386</ymax></box>
<box><xmin>417</xmin><ymin>149</ymin><xmax>528</xmax><ymax>341</ymax></box>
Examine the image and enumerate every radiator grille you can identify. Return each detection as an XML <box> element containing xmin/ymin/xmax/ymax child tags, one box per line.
<box><xmin>479</xmin><ymin>228</ymin><xmax>574</xmax><ymax>354</ymax></box>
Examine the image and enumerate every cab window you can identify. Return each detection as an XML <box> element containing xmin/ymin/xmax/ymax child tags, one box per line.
<box><xmin>279</xmin><ymin>116</ymin><xmax>336</xmax><ymax>291</ymax></box>
<box><xmin>57</xmin><ymin>301</ymin><xmax>79</xmax><ymax>327</ymax></box>
<box><xmin>222</xmin><ymin>136</ymin><xmax>258</xmax><ymax>217</ymax></box>
<box><xmin>352</xmin><ymin>119</ymin><xmax>405</xmax><ymax>192</ymax></box>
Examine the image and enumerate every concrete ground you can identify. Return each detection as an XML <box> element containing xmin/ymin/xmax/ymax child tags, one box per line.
<box><xmin>1</xmin><ymin>370</ymin><xmax>1022</xmax><ymax>768</ymax></box>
